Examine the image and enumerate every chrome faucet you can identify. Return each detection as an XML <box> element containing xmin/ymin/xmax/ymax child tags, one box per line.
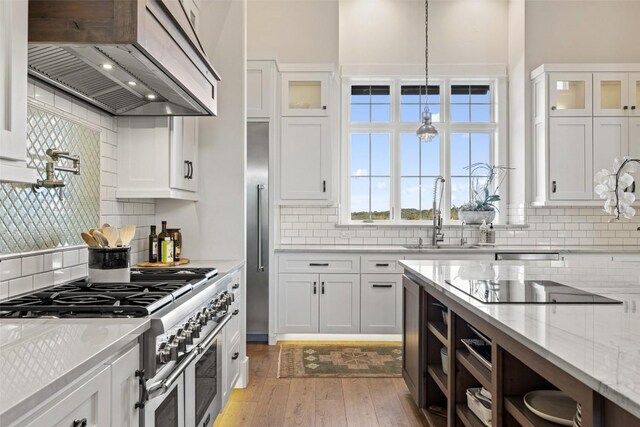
<box><xmin>460</xmin><ymin>220</ymin><xmax>467</xmax><ymax>246</ymax></box>
<box><xmin>32</xmin><ymin>148</ymin><xmax>81</xmax><ymax>201</ymax></box>
<box><xmin>432</xmin><ymin>176</ymin><xmax>445</xmax><ymax>246</ymax></box>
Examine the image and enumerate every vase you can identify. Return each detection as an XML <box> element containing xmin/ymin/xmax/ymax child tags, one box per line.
<box><xmin>458</xmin><ymin>209</ymin><xmax>496</xmax><ymax>225</ymax></box>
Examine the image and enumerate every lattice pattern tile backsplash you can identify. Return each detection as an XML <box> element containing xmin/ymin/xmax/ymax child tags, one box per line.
<box><xmin>0</xmin><ymin>105</ymin><xmax>100</xmax><ymax>253</ymax></box>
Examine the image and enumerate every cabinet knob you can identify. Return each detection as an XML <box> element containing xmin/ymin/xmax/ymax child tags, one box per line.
<box><xmin>232</xmin><ymin>283</ymin><xmax>240</xmax><ymax>289</ymax></box>
<box><xmin>552</xmin><ymin>181</ymin><xmax>557</xmax><ymax>193</ymax></box>
<box><xmin>322</xmin><ymin>106</ymin><xmax>327</xmax><ymax>110</ymax></box>
<box><xmin>72</xmin><ymin>419</ymin><xmax>88</xmax><ymax>427</ymax></box>
<box><xmin>632</xmin><ymin>106</ymin><xmax>637</xmax><ymax>110</ymax></box>
<box><xmin>232</xmin><ymin>352</ymin><xmax>240</xmax><ymax>360</ymax></box>
<box><xmin>313</xmin><ymin>281</ymin><xmax>317</xmax><ymax>294</ymax></box>
<box><xmin>624</xmin><ymin>106</ymin><xmax>629</xmax><ymax>110</ymax></box>
<box><xmin>551</xmin><ymin>106</ymin><xmax>557</xmax><ymax>111</ymax></box>
<box><xmin>321</xmin><ymin>281</ymin><xmax>325</xmax><ymax>294</ymax></box>
<box><xmin>323</xmin><ymin>180</ymin><xmax>327</xmax><ymax>193</ymax></box>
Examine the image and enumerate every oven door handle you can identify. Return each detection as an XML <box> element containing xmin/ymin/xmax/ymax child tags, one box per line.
<box><xmin>146</xmin><ymin>312</ymin><xmax>234</xmax><ymax>400</ymax></box>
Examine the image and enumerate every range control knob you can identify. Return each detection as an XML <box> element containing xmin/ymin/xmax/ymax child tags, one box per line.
<box><xmin>199</xmin><ymin>310</ymin><xmax>208</xmax><ymax>325</ymax></box>
<box><xmin>176</xmin><ymin>329</ymin><xmax>187</xmax><ymax>353</ymax></box>
<box><xmin>167</xmin><ymin>335</ymin><xmax>179</xmax><ymax>361</ymax></box>
<box><xmin>189</xmin><ymin>321</ymin><xmax>201</xmax><ymax>338</ymax></box>
<box><xmin>184</xmin><ymin>327</ymin><xmax>193</xmax><ymax>345</ymax></box>
<box><xmin>156</xmin><ymin>342</ymin><xmax>171</xmax><ymax>365</ymax></box>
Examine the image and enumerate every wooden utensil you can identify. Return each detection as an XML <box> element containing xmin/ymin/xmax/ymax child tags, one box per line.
<box><xmin>102</xmin><ymin>227</ymin><xmax>119</xmax><ymax>247</ymax></box>
<box><xmin>81</xmin><ymin>232</ymin><xmax>100</xmax><ymax>248</ymax></box>
<box><xmin>101</xmin><ymin>223</ymin><xmax>111</xmax><ymax>229</ymax></box>
<box><xmin>120</xmin><ymin>224</ymin><xmax>136</xmax><ymax>247</ymax></box>
<box><xmin>92</xmin><ymin>230</ymin><xmax>109</xmax><ymax>247</ymax></box>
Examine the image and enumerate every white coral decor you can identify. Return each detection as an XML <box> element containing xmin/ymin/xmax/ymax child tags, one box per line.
<box><xmin>595</xmin><ymin>157</ymin><xmax>637</xmax><ymax>220</ymax></box>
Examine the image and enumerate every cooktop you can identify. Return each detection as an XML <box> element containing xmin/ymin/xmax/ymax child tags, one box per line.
<box><xmin>444</xmin><ymin>279</ymin><xmax>622</xmax><ymax>304</ymax></box>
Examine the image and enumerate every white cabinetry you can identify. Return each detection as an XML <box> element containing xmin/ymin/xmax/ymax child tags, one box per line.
<box><xmin>319</xmin><ymin>274</ymin><xmax>360</xmax><ymax>334</ymax></box>
<box><xmin>26</xmin><ymin>365</ymin><xmax>112</xmax><ymax>427</ymax></box>
<box><xmin>280</xmin><ymin>117</ymin><xmax>331</xmax><ymax>201</ymax></box>
<box><xmin>222</xmin><ymin>268</ymin><xmax>245</xmax><ymax>408</ymax></box>
<box><xmin>0</xmin><ymin>0</ymin><xmax>36</xmax><ymax>183</ymax></box>
<box><xmin>361</xmin><ymin>274</ymin><xmax>402</xmax><ymax>334</ymax></box>
<box><xmin>247</xmin><ymin>61</ymin><xmax>275</xmax><ymax>119</ymax></box>
<box><xmin>118</xmin><ymin>116</ymin><xmax>199</xmax><ymax>200</ymax></box>
<box><xmin>278</xmin><ymin>273</ymin><xmax>319</xmax><ymax>333</ymax></box>
<box><xmin>549</xmin><ymin>117</ymin><xmax>593</xmax><ymax>200</ymax></box>
<box><xmin>110</xmin><ymin>345</ymin><xmax>140</xmax><ymax>427</ymax></box>
<box><xmin>532</xmin><ymin>64</ymin><xmax>640</xmax><ymax>206</ymax></box>
<box><xmin>278</xmin><ymin>69</ymin><xmax>335</xmax><ymax>204</ymax></box>
<box><xmin>281</xmin><ymin>73</ymin><xmax>330</xmax><ymax>117</ymax></box>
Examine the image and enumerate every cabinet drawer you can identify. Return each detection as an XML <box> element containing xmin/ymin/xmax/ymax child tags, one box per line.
<box><xmin>361</xmin><ymin>274</ymin><xmax>402</xmax><ymax>334</ymax></box>
<box><xmin>229</xmin><ymin>269</ymin><xmax>242</xmax><ymax>301</ymax></box>
<box><xmin>361</xmin><ymin>255</ymin><xmax>404</xmax><ymax>274</ymax></box>
<box><xmin>226</xmin><ymin>336</ymin><xmax>241</xmax><ymax>394</ymax></box>
<box><xmin>226</xmin><ymin>300</ymin><xmax>241</xmax><ymax>347</ymax></box>
<box><xmin>278</xmin><ymin>254</ymin><xmax>360</xmax><ymax>274</ymax></box>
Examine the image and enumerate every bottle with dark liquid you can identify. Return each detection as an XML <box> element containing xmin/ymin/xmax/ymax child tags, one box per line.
<box><xmin>157</xmin><ymin>221</ymin><xmax>170</xmax><ymax>262</ymax></box>
<box><xmin>148</xmin><ymin>225</ymin><xmax>158</xmax><ymax>262</ymax></box>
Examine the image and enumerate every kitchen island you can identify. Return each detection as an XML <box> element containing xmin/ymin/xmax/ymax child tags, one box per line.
<box><xmin>400</xmin><ymin>259</ymin><xmax>640</xmax><ymax>427</ymax></box>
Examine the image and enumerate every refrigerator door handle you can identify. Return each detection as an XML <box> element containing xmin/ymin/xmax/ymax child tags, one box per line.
<box><xmin>257</xmin><ymin>184</ymin><xmax>265</xmax><ymax>272</ymax></box>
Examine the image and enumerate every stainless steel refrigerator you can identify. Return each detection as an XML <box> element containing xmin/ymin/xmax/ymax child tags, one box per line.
<box><xmin>246</xmin><ymin>122</ymin><xmax>269</xmax><ymax>342</ymax></box>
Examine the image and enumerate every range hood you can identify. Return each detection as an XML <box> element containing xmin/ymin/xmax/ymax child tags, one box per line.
<box><xmin>27</xmin><ymin>0</ymin><xmax>220</xmax><ymax>116</ymax></box>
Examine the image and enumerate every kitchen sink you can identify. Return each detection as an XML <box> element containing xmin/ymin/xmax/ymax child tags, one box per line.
<box><xmin>403</xmin><ymin>244</ymin><xmax>482</xmax><ymax>250</ymax></box>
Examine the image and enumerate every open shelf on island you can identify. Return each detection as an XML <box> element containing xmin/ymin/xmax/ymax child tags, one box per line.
<box><xmin>504</xmin><ymin>396</ymin><xmax>566</xmax><ymax>427</ymax></box>
<box><xmin>427</xmin><ymin>321</ymin><xmax>448</xmax><ymax>346</ymax></box>
<box><xmin>456</xmin><ymin>349</ymin><xmax>491</xmax><ymax>390</ymax></box>
<box><xmin>427</xmin><ymin>364</ymin><xmax>448</xmax><ymax>395</ymax></box>
<box><xmin>422</xmin><ymin>408</ymin><xmax>447</xmax><ymax>427</ymax></box>
<box><xmin>456</xmin><ymin>404</ymin><xmax>487</xmax><ymax>427</ymax></box>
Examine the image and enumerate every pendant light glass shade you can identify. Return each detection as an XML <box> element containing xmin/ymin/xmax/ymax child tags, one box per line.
<box><xmin>416</xmin><ymin>109</ymin><xmax>438</xmax><ymax>142</ymax></box>
<box><xmin>417</xmin><ymin>0</ymin><xmax>438</xmax><ymax>143</ymax></box>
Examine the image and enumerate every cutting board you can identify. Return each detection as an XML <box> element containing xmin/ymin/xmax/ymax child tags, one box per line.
<box><xmin>136</xmin><ymin>258</ymin><xmax>190</xmax><ymax>268</ymax></box>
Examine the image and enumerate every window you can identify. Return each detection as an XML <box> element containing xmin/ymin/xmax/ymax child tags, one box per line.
<box><xmin>343</xmin><ymin>78</ymin><xmax>503</xmax><ymax>224</ymax></box>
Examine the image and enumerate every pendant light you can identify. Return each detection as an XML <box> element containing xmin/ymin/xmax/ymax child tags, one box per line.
<box><xmin>416</xmin><ymin>0</ymin><xmax>438</xmax><ymax>142</ymax></box>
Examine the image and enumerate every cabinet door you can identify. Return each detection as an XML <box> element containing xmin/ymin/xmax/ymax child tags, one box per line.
<box><xmin>182</xmin><ymin>116</ymin><xmax>198</xmax><ymax>192</ymax></box>
<box><xmin>110</xmin><ymin>345</ymin><xmax>140</xmax><ymax>427</ymax></box>
<box><xmin>549</xmin><ymin>117</ymin><xmax>593</xmax><ymax>200</ymax></box>
<box><xmin>319</xmin><ymin>274</ymin><xmax>360</xmax><ymax>334</ymax></box>
<box><xmin>361</xmin><ymin>274</ymin><xmax>402</xmax><ymax>334</ymax></box>
<box><xmin>281</xmin><ymin>72</ymin><xmax>329</xmax><ymax>116</ymax></box>
<box><xmin>247</xmin><ymin>61</ymin><xmax>274</xmax><ymax>118</ymax></box>
<box><xmin>629</xmin><ymin>73</ymin><xmax>640</xmax><ymax>117</ymax></box>
<box><xmin>594</xmin><ymin>73</ymin><xmax>629</xmax><ymax>116</ymax></box>
<box><xmin>402</xmin><ymin>275</ymin><xmax>422</xmax><ymax>406</ymax></box>
<box><xmin>280</xmin><ymin>117</ymin><xmax>331</xmax><ymax>200</ymax></box>
<box><xmin>0</xmin><ymin>0</ymin><xmax>28</xmax><ymax>162</ymax></box>
<box><xmin>593</xmin><ymin>117</ymin><xmax>629</xmax><ymax>197</ymax></box>
<box><xmin>26</xmin><ymin>365</ymin><xmax>111</xmax><ymax>427</ymax></box>
<box><xmin>629</xmin><ymin>118</ymin><xmax>640</xmax><ymax>197</ymax></box>
<box><xmin>548</xmin><ymin>73</ymin><xmax>592</xmax><ymax>117</ymax></box>
<box><xmin>278</xmin><ymin>274</ymin><xmax>319</xmax><ymax>333</ymax></box>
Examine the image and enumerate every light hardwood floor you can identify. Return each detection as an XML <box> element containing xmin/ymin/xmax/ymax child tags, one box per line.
<box><xmin>215</xmin><ymin>343</ymin><xmax>426</xmax><ymax>427</ymax></box>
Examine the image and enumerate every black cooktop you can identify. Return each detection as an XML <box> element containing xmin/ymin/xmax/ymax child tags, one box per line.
<box><xmin>444</xmin><ymin>279</ymin><xmax>622</xmax><ymax>304</ymax></box>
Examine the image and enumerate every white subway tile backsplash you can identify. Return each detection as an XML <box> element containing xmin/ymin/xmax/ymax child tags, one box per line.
<box><xmin>44</xmin><ymin>252</ymin><xmax>63</xmax><ymax>271</ymax></box>
<box><xmin>54</xmin><ymin>268</ymin><xmax>72</xmax><ymax>285</ymax></box>
<box><xmin>0</xmin><ymin>281</ymin><xmax>8</xmax><ymax>300</ymax></box>
<box><xmin>0</xmin><ymin>259</ymin><xmax>22</xmax><ymax>281</ymax></box>
<box><xmin>63</xmin><ymin>249</ymin><xmax>80</xmax><ymax>267</ymax></box>
<box><xmin>21</xmin><ymin>255</ymin><xmax>44</xmax><ymax>276</ymax></box>
<box><xmin>33</xmin><ymin>271</ymin><xmax>55</xmax><ymax>290</ymax></box>
<box><xmin>9</xmin><ymin>277</ymin><xmax>33</xmax><ymax>297</ymax></box>
<box><xmin>71</xmin><ymin>265</ymin><xmax>88</xmax><ymax>281</ymax></box>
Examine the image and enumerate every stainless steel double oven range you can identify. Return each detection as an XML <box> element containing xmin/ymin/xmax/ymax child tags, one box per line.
<box><xmin>0</xmin><ymin>267</ymin><xmax>238</xmax><ymax>427</ymax></box>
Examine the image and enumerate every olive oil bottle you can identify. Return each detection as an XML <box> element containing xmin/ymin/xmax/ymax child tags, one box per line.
<box><xmin>148</xmin><ymin>225</ymin><xmax>158</xmax><ymax>262</ymax></box>
<box><xmin>158</xmin><ymin>221</ymin><xmax>170</xmax><ymax>262</ymax></box>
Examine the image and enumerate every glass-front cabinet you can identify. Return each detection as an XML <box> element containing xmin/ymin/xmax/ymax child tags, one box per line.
<box><xmin>593</xmin><ymin>73</ymin><xmax>640</xmax><ymax>116</ymax></box>
<box><xmin>281</xmin><ymin>72</ymin><xmax>330</xmax><ymax>116</ymax></box>
<box><xmin>631</xmin><ymin>73</ymin><xmax>640</xmax><ymax>117</ymax></box>
<box><xmin>548</xmin><ymin>73</ymin><xmax>592</xmax><ymax>116</ymax></box>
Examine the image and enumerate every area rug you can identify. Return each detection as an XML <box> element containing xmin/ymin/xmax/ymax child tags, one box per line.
<box><xmin>277</xmin><ymin>343</ymin><xmax>403</xmax><ymax>378</ymax></box>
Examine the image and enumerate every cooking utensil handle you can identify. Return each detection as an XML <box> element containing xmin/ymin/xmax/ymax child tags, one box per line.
<box><xmin>257</xmin><ymin>184</ymin><xmax>265</xmax><ymax>272</ymax></box>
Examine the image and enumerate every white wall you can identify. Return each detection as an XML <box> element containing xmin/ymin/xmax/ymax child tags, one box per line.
<box><xmin>525</xmin><ymin>0</ymin><xmax>640</xmax><ymax>72</ymax></box>
<box><xmin>339</xmin><ymin>0</ymin><xmax>508</xmax><ymax>66</ymax></box>
<box><xmin>247</xmin><ymin>0</ymin><xmax>339</xmax><ymax>62</ymax></box>
<box><xmin>157</xmin><ymin>0</ymin><xmax>247</xmax><ymax>261</ymax></box>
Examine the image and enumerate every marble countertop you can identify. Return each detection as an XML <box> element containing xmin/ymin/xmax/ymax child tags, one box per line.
<box><xmin>275</xmin><ymin>244</ymin><xmax>640</xmax><ymax>253</ymax></box>
<box><xmin>0</xmin><ymin>318</ymin><xmax>149</xmax><ymax>425</ymax></box>
<box><xmin>400</xmin><ymin>259</ymin><xmax>640</xmax><ymax>418</ymax></box>
<box><xmin>179</xmin><ymin>259</ymin><xmax>244</xmax><ymax>274</ymax></box>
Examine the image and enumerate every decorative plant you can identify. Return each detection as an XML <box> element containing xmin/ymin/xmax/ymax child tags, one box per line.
<box><xmin>459</xmin><ymin>163</ymin><xmax>512</xmax><ymax>211</ymax></box>
<box><xmin>594</xmin><ymin>157</ymin><xmax>639</xmax><ymax>220</ymax></box>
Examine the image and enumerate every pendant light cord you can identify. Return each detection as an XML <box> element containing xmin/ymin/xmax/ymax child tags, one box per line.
<box><xmin>424</xmin><ymin>0</ymin><xmax>430</xmax><ymax>111</ymax></box>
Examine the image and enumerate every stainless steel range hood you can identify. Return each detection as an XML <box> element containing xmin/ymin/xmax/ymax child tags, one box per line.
<box><xmin>28</xmin><ymin>0</ymin><xmax>220</xmax><ymax>116</ymax></box>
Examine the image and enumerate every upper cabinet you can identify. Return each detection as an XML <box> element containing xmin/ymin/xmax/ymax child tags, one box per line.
<box><xmin>281</xmin><ymin>73</ymin><xmax>330</xmax><ymax>116</ymax></box>
<box><xmin>117</xmin><ymin>116</ymin><xmax>199</xmax><ymax>200</ymax></box>
<box><xmin>548</xmin><ymin>73</ymin><xmax>592</xmax><ymax>117</ymax></box>
<box><xmin>532</xmin><ymin>64</ymin><xmax>640</xmax><ymax>206</ymax></box>
<box><xmin>247</xmin><ymin>61</ymin><xmax>276</xmax><ymax>119</ymax></box>
<box><xmin>0</xmin><ymin>0</ymin><xmax>36</xmax><ymax>183</ymax></box>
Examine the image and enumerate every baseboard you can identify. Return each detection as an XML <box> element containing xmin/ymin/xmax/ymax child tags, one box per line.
<box><xmin>276</xmin><ymin>333</ymin><xmax>402</xmax><ymax>342</ymax></box>
<box><xmin>234</xmin><ymin>356</ymin><xmax>249</xmax><ymax>388</ymax></box>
